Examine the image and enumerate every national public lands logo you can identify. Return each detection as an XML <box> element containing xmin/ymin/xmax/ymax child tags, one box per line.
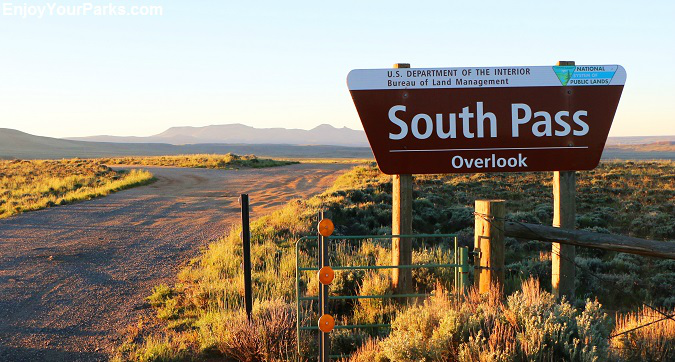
<box><xmin>553</xmin><ymin>66</ymin><xmax>576</xmax><ymax>86</ymax></box>
<box><xmin>553</xmin><ymin>65</ymin><xmax>618</xmax><ymax>86</ymax></box>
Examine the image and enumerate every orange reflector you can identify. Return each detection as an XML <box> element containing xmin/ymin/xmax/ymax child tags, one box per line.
<box><xmin>318</xmin><ymin>314</ymin><xmax>335</xmax><ymax>333</ymax></box>
<box><xmin>318</xmin><ymin>266</ymin><xmax>335</xmax><ymax>285</ymax></box>
<box><xmin>318</xmin><ymin>218</ymin><xmax>334</xmax><ymax>237</ymax></box>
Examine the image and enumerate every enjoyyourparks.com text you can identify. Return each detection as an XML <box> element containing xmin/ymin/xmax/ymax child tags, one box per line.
<box><xmin>2</xmin><ymin>2</ymin><xmax>163</xmax><ymax>19</ymax></box>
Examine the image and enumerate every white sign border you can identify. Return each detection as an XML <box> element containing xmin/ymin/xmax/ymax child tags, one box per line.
<box><xmin>347</xmin><ymin>65</ymin><xmax>626</xmax><ymax>90</ymax></box>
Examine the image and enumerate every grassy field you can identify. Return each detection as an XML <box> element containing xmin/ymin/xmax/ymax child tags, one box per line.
<box><xmin>115</xmin><ymin>161</ymin><xmax>674</xmax><ymax>361</ymax></box>
<box><xmin>100</xmin><ymin>153</ymin><xmax>298</xmax><ymax>169</ymax></box>
<box><xmin>0</xmin><ymin>159</ymin><xmax>154</xmax><ymax>219</ymax></box>
<box><xmin>272</xmin><ymin>157</ymin><xmax>375</xmax><ymax>165</ymax></box>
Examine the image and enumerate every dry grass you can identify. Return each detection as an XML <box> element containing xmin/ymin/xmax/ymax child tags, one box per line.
<box><xmin>349</xmin><ymin>338</ymin><xmax>385</xmax><ymax>362</ymax></box>
<box><xmin>610</xmin><ymin>307</ymin><xmax>675</xmax><ymax>361</ymax></box>
<box><xmin>116</xmin><ymin>161</ymin><xmax>675</xmax><ymax>361</ymax></box>
<box><xmin>101</xmin><ymin>153</ymin><xmax>297</xmax><ymax>169</ymax></box>
<box><xmin>215</xmin><ymin>299</ymin><xmax>296</xmax><ymax>362</ymax></box>
<box><xmin>0</xmin><ymin>159</ymin><xmax>154</xmax><ymax>219</ymax></box>
<box><xmin>272</xmin><ymin>157</ymin><xmax>374</xmax><ymax>164</ymax></box>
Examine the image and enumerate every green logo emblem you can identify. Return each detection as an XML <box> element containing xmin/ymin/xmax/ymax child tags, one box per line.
<box><xmin>553</xmin><ymin>66</ymin><xmax>576</xmax><ymax>86</ymax></box>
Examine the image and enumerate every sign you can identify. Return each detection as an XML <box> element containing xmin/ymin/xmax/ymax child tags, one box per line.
<box><xmin>347</xmin><ymin>65</ymin><xmax>626</xmax><ymax>174</ymax></box>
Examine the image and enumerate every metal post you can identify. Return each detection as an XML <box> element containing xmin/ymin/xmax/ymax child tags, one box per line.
<box><xmin>453</xmin><ymin>237</ymin><xmax>469</xmax><ymax>293</ymax></box>
<box><xmin>295</xmin><ymin>239</ymin><xmax>302</xmax><ymax>360</ymax></box>
<box><xmin>240</xmin><ymin>194</ymin><xmax>253</xmax><ymax>321</ymax></box>
<box><xmin>318</xmin><ymin>211</ymin><xmax>330</xmax><ymax>362</ymax></box>
<box><xmin>458</xmin><ymin>246</ymin><xmax>469</xmax><ymax>292</ymax></box>
<box><xmin>454</xmin><ymin>237</ymin><xmax>459</xmax><ymax>292</ymax></box>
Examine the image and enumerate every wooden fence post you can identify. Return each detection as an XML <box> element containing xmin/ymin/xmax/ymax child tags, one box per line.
<box><xmin>553</xmin><ymin>170</ymin><xmax>576</xmax><ymax>300</ymax></box>
<box><xmin>552</xmin><ymin>59</ymin><xmax>577</xmax><ymax>301</ymax></box>
<box><xmin>474</xmin><ymin>200</ymin><xmax>505</xmax><ymax>293</ymax></box>
<box><xmin>391</xmin><ymin>63</ymin><xmax>414</xmax><ymax>295</ymax></box>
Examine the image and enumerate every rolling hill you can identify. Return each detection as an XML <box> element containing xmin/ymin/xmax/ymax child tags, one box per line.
<box><xmin>605</xmin><ymin>135</ymin><xmax>675</xmax><ymax>145</ymax></box>
<box><xmin>0</xmin><ymin>128</ymin><xmax>374</xmax><ymax>160</ymax></box>
<box><xmin>1</xmin><ymin>127</ymin><xmax>673</xmax><ymax>161</ymax></box>
<box><xmin>68</xmin><ymin>124</ymin><xmax>370</xmax><ymax>147</ymax></box>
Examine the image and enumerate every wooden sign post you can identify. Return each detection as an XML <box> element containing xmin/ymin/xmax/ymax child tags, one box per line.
<box><xmin>553</xmin><ymin>171</ymin><xmax>576</xmax><ymax>299</ymax></box>
<box><xmin>391</xmin><ymin>63</ymin><xmax>414</xmax><ymax>294</ymax></box>
<box><xmin>552</xmin><ymin>61</ymin><xmax>577</xmax><ymax>301</ymax></box>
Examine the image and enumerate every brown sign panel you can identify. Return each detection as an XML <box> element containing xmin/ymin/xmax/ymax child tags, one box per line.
<box><xmin>348</xmin><ymin>65</ymin><xmax>626</xmax><ymax>174</ymax></box>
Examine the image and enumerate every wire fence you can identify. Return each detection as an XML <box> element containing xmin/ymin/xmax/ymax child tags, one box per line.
<box><xmin>473</xmin><ymin>211</ymin><xmax>674</xmax><ymax>344</ymax></box>
<box><xmin>295</xmin><ymin>233</ymin><xmax>468</xmax><ymax>359</ymax></box>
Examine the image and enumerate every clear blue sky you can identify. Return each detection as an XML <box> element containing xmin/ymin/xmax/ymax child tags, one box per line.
<box><xmin>1</xmin><ymin>0</ymin><xmax>673</xmax><ymax>138</ymax></box>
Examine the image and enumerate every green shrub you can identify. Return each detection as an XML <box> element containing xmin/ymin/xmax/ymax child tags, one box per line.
<box><xmin>373</xmin><ymin>279</ymin><xmax>611</xmax><ymax>362</ymax></box>
<box><xmin>354</xmin><ymin>272</ymin><xmax>395</xmax><ymax>325</ymax></box>
<box><xmin>379</xmin><ymin>289</ymin><xmax>456</xmax><ymax>361</ymax></box>
<box><xmin>412</xmin><ymin>247</ymin><xmax>454</xmax><ymax>292</ymax></box>
<box><xmin>148</xmin><ymin>285</ymin><xmax>173</xmax><ymax>308</ymax></box>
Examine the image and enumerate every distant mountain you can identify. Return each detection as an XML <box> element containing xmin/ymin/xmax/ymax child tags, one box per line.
<box><xmin>612</xmin><ymin>141</ymin><xmax>675</xmax><ymax>152</ymax></box>
<box><xmin>69</xmin><ymin>124</ymin><xmax>672</xmax><ymax>148</ymax></box>
<box><xmin>0</xmin><ymin>128</ymin><xmax>373</xmax><ymax>160</ymax></box>
<box><xmin>606</xmin><ymin>135</ymin><xmax>675</xmax><ymax>145</ymax></box>
<box><xmin>68</xmin><ymin>123</ymin><xmax>370</xmax><ymax>147</ymax></box>
<box><xmin>1</xmin><ymin>127</ymin><xmax>673</xmax><ymax>161</ymax></box>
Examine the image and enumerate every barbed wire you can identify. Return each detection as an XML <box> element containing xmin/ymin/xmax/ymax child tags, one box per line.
<box><xmin>473</xmin><ymin>212</ymin><xmax>675</xmax><ymax>342</ymax></box>
<box><xmin>513</xmin><ymin>220</ymin><xmax>675</xmax><ymax>327</ymax></box>
<box><xmin>547</xmin><ymin>246</ymin><xmax>675</xmax><ymax>340</ymax></box>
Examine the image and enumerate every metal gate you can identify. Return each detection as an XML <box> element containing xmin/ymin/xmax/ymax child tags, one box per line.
<box><xmin>294</xmin><ymin>218</ymin><xmax>470</xmax><ymax>361</ymax></box>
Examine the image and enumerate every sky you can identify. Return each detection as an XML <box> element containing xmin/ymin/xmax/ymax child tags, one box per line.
<box><xmin>0</xmin><ymin>0</ymin><xmax>673</xmax><ymax>138</ymax></box>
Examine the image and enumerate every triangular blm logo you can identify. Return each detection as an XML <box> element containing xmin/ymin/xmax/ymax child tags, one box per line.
<box><xmin>553</xmin><ymin>66</ymin><xmax>576</xmax><ymax>86</ymax></box>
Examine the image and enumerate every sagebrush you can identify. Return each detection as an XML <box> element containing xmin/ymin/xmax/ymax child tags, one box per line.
<box><xmin>116</xmin><ymin>161</ymin><xmax>675</xmax><ymax>361</ymax></box>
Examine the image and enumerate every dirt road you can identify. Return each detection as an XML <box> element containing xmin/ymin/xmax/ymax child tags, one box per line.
<box><xmin>0</xmin><ymin>163</ymin><xmax>352</xmax><ymax>361</ymax></box>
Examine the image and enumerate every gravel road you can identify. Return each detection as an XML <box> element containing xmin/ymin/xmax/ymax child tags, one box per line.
<box><xmin>0</xmin><ymin>163</ymin><xmax>352</xmax><ymax>361</ymax></box>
